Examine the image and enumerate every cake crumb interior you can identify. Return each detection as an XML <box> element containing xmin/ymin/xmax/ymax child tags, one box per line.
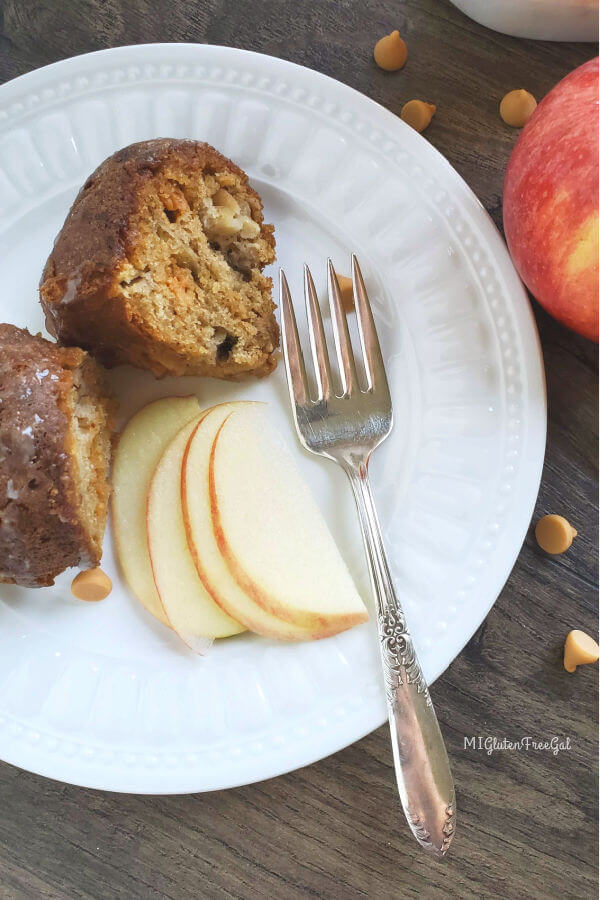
<box><xmin>67</xmin><ymin>361</ymin><xmax>112</xmax><ymax>560</ymax></box>
<box><xmin>117</xmin><ymin>170</ymin><xmax>276</xmax><ymax>376</ymax></box>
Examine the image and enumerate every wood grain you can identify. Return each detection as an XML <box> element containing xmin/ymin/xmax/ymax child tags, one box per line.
<box><xmin>0</xmin><ymin>1</ymin><xmax>597</xmax><ymax>897</ymax></box>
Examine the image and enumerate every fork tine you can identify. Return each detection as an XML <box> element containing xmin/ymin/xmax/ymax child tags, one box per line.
<box><xmin>351</xmin><ymin>255</ymin><xmax>389</xmax><ymax>394</ymax></box>
<box><xmin>304</xmin><ymin>264</ymin><xmax>332</xmax><ymax>401</ymax></box>
<box><xmin>327</xmin><ymin>259</ymin><xmax>358</xmax><ymax>397</ymax></box>
<box><xmin>279</xmin><ymin>269</ymin><xmax>309</xmax><ymax>406</ymax></box>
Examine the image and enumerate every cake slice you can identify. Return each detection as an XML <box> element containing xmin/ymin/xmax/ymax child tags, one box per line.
<box><xmin>39</xmin><ymin>139</ymin><xmax>278</xmax><ymax>380</ymax></box>
<box><xmin>0</xmin><ymin>323</ymin><xmax>113</xmax><ymax>587</ymax></box>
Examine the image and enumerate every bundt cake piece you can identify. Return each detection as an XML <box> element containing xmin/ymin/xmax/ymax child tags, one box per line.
<box><xmin>0</xmin><ymin>324</ymin><xmax>113</xmax><ymax>587</ymax></box>
<box><xmin>39</xmin><ymin>139</ymin><xmax>278</xmax><ymax>380</ymax></box>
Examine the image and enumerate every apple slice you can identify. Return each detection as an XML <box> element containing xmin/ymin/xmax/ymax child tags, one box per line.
<box><xmin>147</xmin><ymin>416</ymin><xmax>245</xmax><ymax>646</ymax></box>
<box><xmin>210</xmin><ymin>406</ymin><xmax>368</xmax><ymax>633</ymax></box>
<box><xmin>183</xmin><ymin>404</ymin><xmax>368</xmax><ymax>638</ymax></box>
<box><xmin>182</xmin><ymin>404</ymin><xmax>320</xmax><ymax>640</ymax></box>
<box><xmin>112</xmin><ymin>396</ymin><xmax>200</xmax><ymax>626</ymax></box>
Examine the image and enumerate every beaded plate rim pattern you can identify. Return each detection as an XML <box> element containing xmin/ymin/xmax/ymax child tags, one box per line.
<box><xmin>0</xmin><ymin>44</ymin><xmax>546</xmax><ymax>793</ymax></box>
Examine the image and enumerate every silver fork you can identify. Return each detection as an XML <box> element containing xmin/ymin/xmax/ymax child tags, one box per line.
<box><xmin>279</xmin><ymin>256</ymin><xmax>456</xmax><ymax>857</ymax></box>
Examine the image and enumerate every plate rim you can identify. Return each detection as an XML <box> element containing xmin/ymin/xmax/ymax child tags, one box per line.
<box><xmin>0</xmin><ymin>42</ymin><xmax>546</xmax><ymax>793</ymax></box>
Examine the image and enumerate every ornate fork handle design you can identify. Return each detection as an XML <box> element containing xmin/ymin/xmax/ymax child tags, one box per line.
<box><xmin>378</xmin><ymin>604</ymin><xmax>431</xmax><ymax>708</ymax></box>
<box><xmin>345</xmin><ymin>460</ymin><xmax>456</xmax><ymax>857</ymax></box>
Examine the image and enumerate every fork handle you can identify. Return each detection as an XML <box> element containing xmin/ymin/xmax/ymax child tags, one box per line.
<box><xmin>345</xmin><ymin>461</ymin><xmax>456</xmax><ymax>857</ymax></box>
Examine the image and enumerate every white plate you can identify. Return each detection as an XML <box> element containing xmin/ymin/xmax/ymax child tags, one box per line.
<box><xmin>0</xmin><ymin>44</ymin><xmax>546</xmax><ymax>793</ymax></box>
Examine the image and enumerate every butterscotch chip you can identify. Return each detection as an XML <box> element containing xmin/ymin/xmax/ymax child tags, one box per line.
<box><xmin>336</xmin><ymin>274</ymin><xmax>354</xmax><ymax>312</ymax></box>
<box><xmin>401</xmin><ymin>100</ymin><xmax>436</xmax><ymax>133</ymax></box>
<box><xmin>500</xmin><ymin>90</ymin><xmax>537</xmax><ymax>127</ymax></box>
<box><xmin>374</xmin><ymin>30</ymin><xmax>408</xmax><ymax>72</ymax></box>
<box><xmin>71</xmin><ymin>567</ymin><xmax>112</xmax><ymax>601</ymax></box>
<box><xmin>563</xmin><ymin>630</ymin><xmax>599</xmax><ymax>673</ymax></box>
<box><xmin>535</xmin><ymin>514</ymin><xmax>577</xmax><ymax>554</ymax></box>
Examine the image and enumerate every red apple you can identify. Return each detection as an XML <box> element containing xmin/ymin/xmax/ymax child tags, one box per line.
<box><xmin>503</xmin><ymin>58</ymin><xmax>599</xmax><ymax>341</ymax></box>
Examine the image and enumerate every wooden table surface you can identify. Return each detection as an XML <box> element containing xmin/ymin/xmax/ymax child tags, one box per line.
<box><xmin>0</xmin><ymin>1</ymin><xmax>597</xmax><ymax>897</ymax></box>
